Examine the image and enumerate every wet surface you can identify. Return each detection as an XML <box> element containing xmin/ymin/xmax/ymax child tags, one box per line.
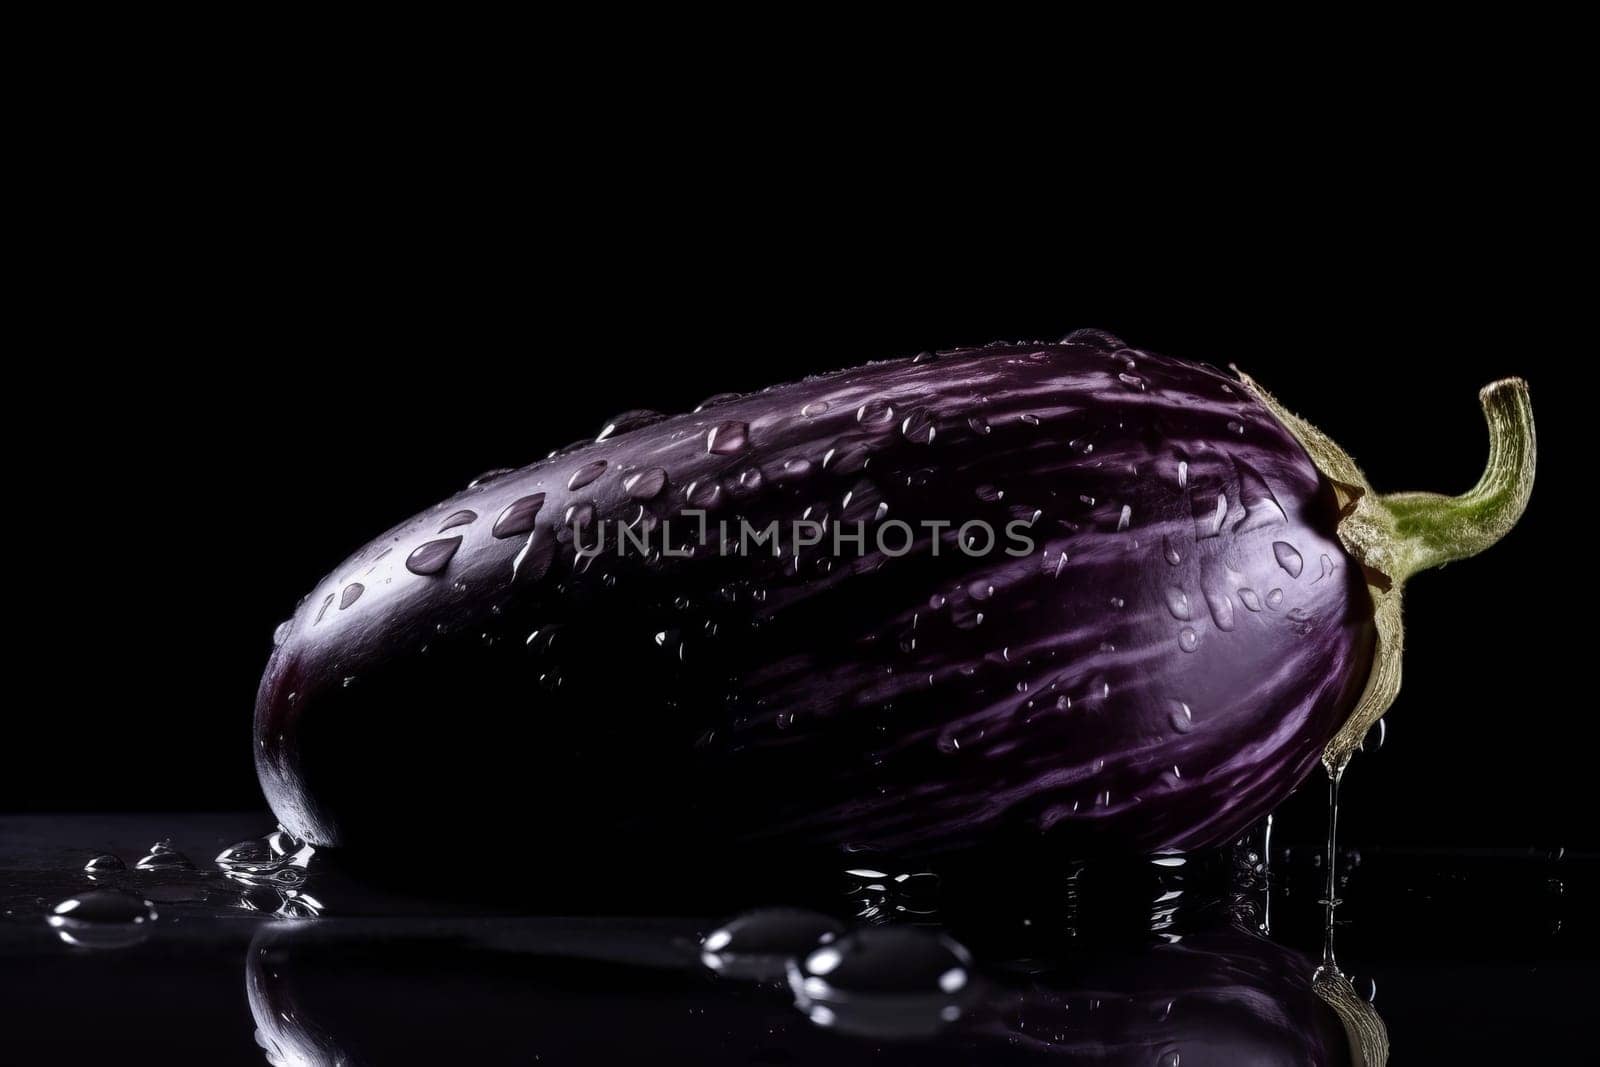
<box><xmin>0</xmin><ymin>814</ymin><xmax>1593</xmax><ymax>1064</ymax></box>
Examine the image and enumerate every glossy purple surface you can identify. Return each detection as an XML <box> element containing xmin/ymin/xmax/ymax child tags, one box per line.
<box><xmin>256</xmin><ymin>333</ymin><xmax>1374</xmax><ymax>859</ymax></box>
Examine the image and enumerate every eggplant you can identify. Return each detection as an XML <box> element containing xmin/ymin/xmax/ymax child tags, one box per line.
<box><xmin>255</xmin><ymin>331</ymin><xmax>1533</xmax><ymax>861</ymax></box>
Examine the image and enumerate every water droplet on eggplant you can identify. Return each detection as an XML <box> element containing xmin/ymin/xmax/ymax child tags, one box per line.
<box><xmin>623</xmin><ymin>468</ymin><xmax>667</xmax><ymax>500</ymax></box>
<box><xmin>596</xmin><ymin>409</ymin><xmax>666</xmax><ymax>441</ymax></box>
<box><xmin>567</xmin><ymin>459</ymin><xmax>608</xmax><ymax>491</ymax></box>
<box><xmin>405</xmin><ymin>537</ymin><xmax>462</xmax><ymax>576</ymax></box>
<box><xmin>856</xmin><ymin>400</ymin><xmax>895</xmax><ymax>427</ymax></box>
<box><xmin>900</xmin><ymin>409</ymin><xmax>936</xmax><ymax>444</ymax></box>
<box><xmin>492</xmin><ymin>494</ymin><xmax>546</xmax><ymax>538</ymax></box>
<box><xmin>695</xmin><ymin>392</ymin><xmax>743</xmax><ymax>412</ymax></box>
<box><xmin>707</xmin><ymin>421</ymin><xmax>750</xmax><ymax>455</ymax></box>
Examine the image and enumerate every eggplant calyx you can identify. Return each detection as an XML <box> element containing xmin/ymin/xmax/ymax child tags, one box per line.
<box><xmin>1233</xmin><ymin>370</ymin><xmax>1535</xmax><ymax>774</ymax></box>
<box><xmin>1313</xmin><ymin>963</ymin><xmax>1392</xmax><ymax>1066</ymax></box>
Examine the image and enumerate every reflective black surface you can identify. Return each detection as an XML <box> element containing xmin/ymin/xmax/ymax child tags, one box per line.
<box><xmin>1</xmin><ymin>813</ymin><xmax>1592</xmax><ymax>1063</ymax></box>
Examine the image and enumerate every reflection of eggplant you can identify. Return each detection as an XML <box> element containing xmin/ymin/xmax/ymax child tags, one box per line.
<box><xmin>247</xmin><ymin>926</ymin><xmax>359</xmax><ymax>1066</ymax></box>
<box><xmin>256</xmin><ymin>334</ymin><xmax>1531</xmax><ymax>863</ymax></box>
<box><xmin>242</xmin><ymin>908</ymin><xmax>1383</xmax><ymax>1065</ymax></box>
<box><xmin>970</xmin><ymin>926</ymin><xmax>1359</xmax><ymax>1065</ymax></box>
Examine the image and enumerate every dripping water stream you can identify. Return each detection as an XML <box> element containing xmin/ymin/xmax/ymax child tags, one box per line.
<box><xmin>1321</xmin><ymin>767</ymin><xmax>1344</xmax><ymax>969</ymax></box>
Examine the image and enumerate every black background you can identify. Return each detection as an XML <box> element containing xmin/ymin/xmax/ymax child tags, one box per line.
<box><xmin>9</xmin><ymin>80</ymin><xmax>1589</xmax><ymax>857</ymax></box>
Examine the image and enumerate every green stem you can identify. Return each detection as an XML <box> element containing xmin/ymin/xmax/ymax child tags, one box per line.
<box><xmin>1237</xmin><ymin>371</ymin><xmax>1536</xmax><ymax>777</ymax></box>
<box><xmin>1371</xmin><ymin>378</ymin><xmax>1536</xmax><ymax>582</ymax></box>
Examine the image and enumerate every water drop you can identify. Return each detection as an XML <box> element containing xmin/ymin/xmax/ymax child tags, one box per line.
<box><xmin>801</xmin><ymin>400</ymin><xmax>831</xmax><ymax>418</ymax></box>
<box><xmin>437</xmin><ymin>509</ymin><xmax>477</xmax><ymax>532</ymax></box>
<box><xmin>47</xmin><ymin>890</ymin><xmax>156</xmax><ymax>948</ymax></box>
<box><xmin>1177</xmin><ymin>460</ymin><xmax>1188</xmax><ymax>488</ymax></box>
<box><xmin>701</xmin><ymin>908</ymin><xmax>845</xmax><ymax>980</ymax></box>
<box><xmin>1233</xmin><ymin>460</ymin><xmax>1286</xmax><ymax>530</ymax></box>
<box><xmin>546</xmin><ymin>440</ymin><xmax>588</xmax><ymax>460</ymax></box>
<box><xmin>1194</xmin><ymin>493</ymin><xmax>1227</xmax><ymax>539</ymax></box>
<box><xmin>623</xmin><ymin>468</ymin><xmax>667</xmax><ymax>500</ymax></box>
<box><xmin>214</xmin><ymin>838</ymin><xmax>275</xmax><ymax>871</ymax></box>
<box><xmin>975</xmin><ymin>484</ymin><xmax>1004</xmax><ymax>503</ymax></box>
<box><xmin>1158</xmin><ymin>1051</ymin><xmax>1182</xmax><ymax>1067</ymax></box>
<box><xmin>780</xmin><ymin>458</ymin><xmax>812</xmax><ymax>479</ymax></box>
<box><xmin>565</xmin><ymin>502</ymin><xmax>596</xmax><ymax>535</ymax></box>
<box><xmin>900</xmin><ymin>409</ymin><xmax>936</xmax><ymax>444</ymax></box>
<box><xmin>567</xmin><ymin>459</ymin><xmax>607</xmax><ymax>491</ymax></box>
<box><xmin>1169</xmin><ymin>701</ymin><xmax>1194</xmax><ymax>732</ymax></box>
<box><xmin>1203</xmin><ymin>583</ymin><xmax>1236</xmax><ymax>632</ymax></box>
<box><xmin>512</xmin><ymin>530</ymin><xmax>555</xmax><ymax>583</ymax></box>
<box><xmin>1239</xmin><ymin>588</ymin><xmax>1262</xmax><ymax>612</ymax></box>
<box><xmin>405</xmin><ymin>537</ymin><xmax>463</xmax><ymax>576</ymax></box>
<box><xmin>83</xmin><ymin>854</ymin><xmax>124</xmax><ymax>873</ymax></box>
<box><xmin>856</xmin><ymin>400</ymin><xmax>895</xmax><ymax>427</ymax></box>
<box><xmin>596</xmin><ymin>409</ymin><xmax>665</xmax><ymax>441</ymax></box>
<box><xmin>1118</xmin><ymin>372</ymin><xmax>1145</xmax><ymax>390</ymax></box>
<box><xmin>1162</xmin><ymin>536</ymin><xmax>1182</xmax><ymax>566</ymax></box>
<box><xmin>737</xmin><ymin>468</ymin><xmax>764</xmax><ymax>492</ymax></box>
<box><xmin>707</xmin><ymin>421</ymin><xmax>750</xmax><ymax>455</ymax></box>
<box><xmin>468</xmin><ymin>468</ymin><xmax>514</xmax><ymax>488</ymax></box>
<box><xmin>1178</xmin><ymin>628</ymin><xmax>1199</xmax><ymax>653</ymax></box>
<box><xmin>1266</xmin><ymin>588</ymin><xmax>1284</xmax><ymax>608</ymax></box>
<box><xmin>1272</xmin><ymin>541</ymin><xmax>1304</xmax><ymax>578</ymax></box>
<box><xmin>788</xmin><ymin>927</ymin><xmax>975</xmax><ymax>1038</ymax></box>
<box><xmin>272</xmin><ymin>620</ymin><xmax>292</xmax><ymax>646</ymax></box>
<box><xmin>821</xmin><ymin>438</ymin><xmax>872</xmax><ymax>475</ymax></box>
<box><xmin>687</xmin><ymin>480</ymin><xmax>722</xmax><ymax>509</ymax></box>
<box><xmin>1227</xmin><ymin>420</ymin><xmax>1245</xmax><ymax>435</ymax></box>
<box><xmin>1117</xmin><ymin>504</ymin><xmax>1132</xmax><ymax>531</ymax></box>
<box><xmin>696</xmin><ymin>392</ymin><xmax>743</xmax><ymax>411</ymax></box>
<box><xmin>1164</xmin><ymin>588</ymin><xmax>1192</xmax><ymax>621</ymax></box>
<box><xmin>1361</xmin><ymin>718</ymin><xmax>1387</xmax><ymax>753</ymax></box>
<box><xmin>1019</xmin><ymin>413</ymin><xmax>1040</xmax><ymax>427</ymax></box>
<box><xmin>492</xmin><ymin>493</ymin><xmax>546</xmax><ymax>538</ymax></box>
<box><xmin>967</xmin><ymin>415</ymin><xmax>991</xmax><ymax>436</ymax></box>
<box><xmin>339</xmin><ymin>583</ymin><xmax>364</xmax><ymax>608</ymax></box>
<box><xmin>135</xmin><ymin>840</ymin><xmax>193</xmax><ymax>871</ymax></box>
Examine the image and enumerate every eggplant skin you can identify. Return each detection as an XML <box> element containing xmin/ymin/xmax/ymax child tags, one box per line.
<box><xmin>256</xmin><ymin>334</ymin><xmax>1375</xmax><ymax>860</ymax></box>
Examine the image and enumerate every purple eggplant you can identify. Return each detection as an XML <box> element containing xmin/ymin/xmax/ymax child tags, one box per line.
<box><xmin>255</xmin><ymin>331</ymin><xmax>1533</xmax><ymax>859</ymax></box>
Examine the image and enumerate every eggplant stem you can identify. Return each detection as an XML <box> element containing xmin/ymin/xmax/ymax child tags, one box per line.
<box><xmin>1371</xmin><ymin>378</ymin><xmax>1535</xmax><ymax>582</ymax></box>
<box><xmin>1234</xmin><ymin>371</ymin><xmax>1535</xmax><ymax>775</ymax></box>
